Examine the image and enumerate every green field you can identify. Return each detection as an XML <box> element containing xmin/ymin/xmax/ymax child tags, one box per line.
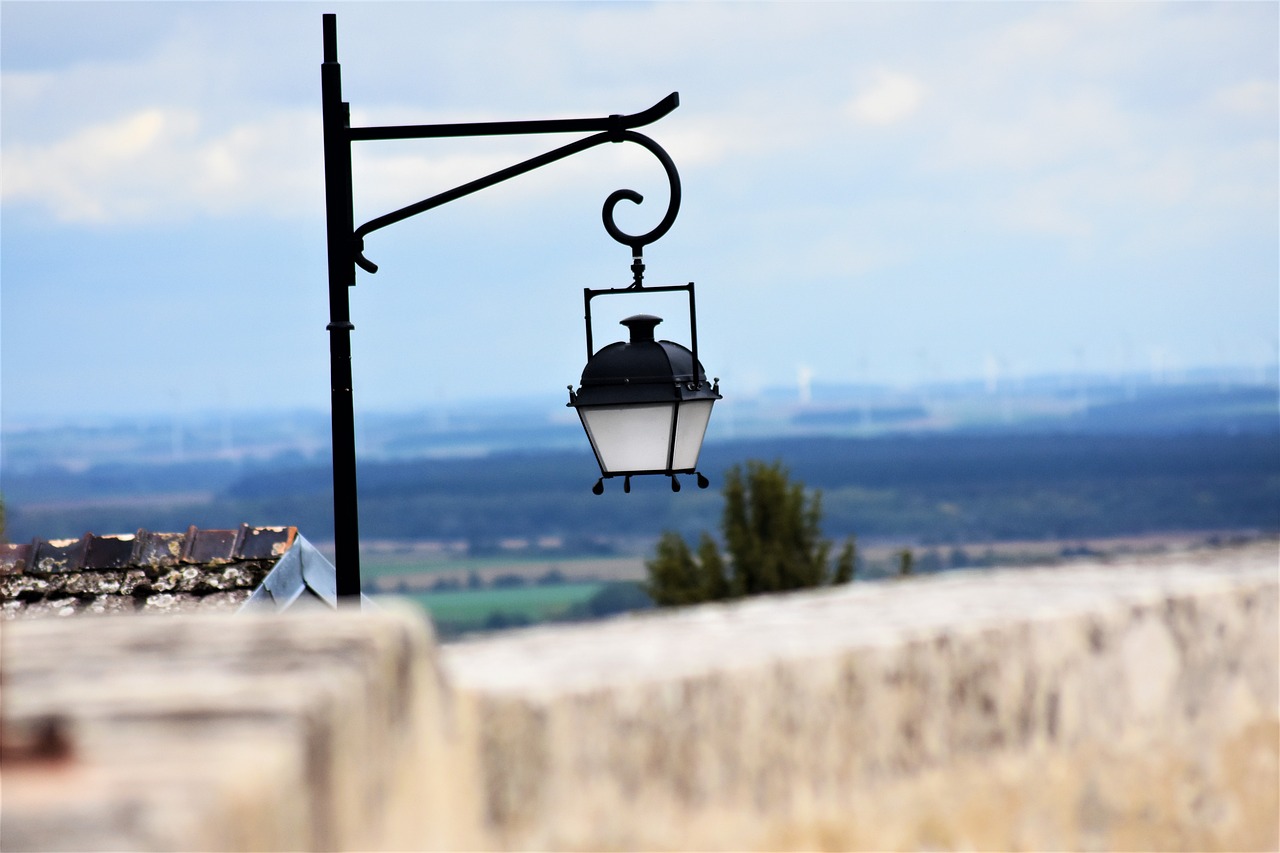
<box><xmin>400</xmin><ymin>582</ymin><xmax>608</xmax><ymax>636</ymax></box>
<box><xmin>360</xmin><ymin>554</ymin><xmax>554</xmax><ymax>576</ymax></box>
<box><xmin>358</xmin><ymin>553</ymin><xmax>645</xmax><ymax>582</ymax></box>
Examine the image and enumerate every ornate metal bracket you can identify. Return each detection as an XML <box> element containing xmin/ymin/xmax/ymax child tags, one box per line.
<box><xmin>348</xmin><ymin>97</ymin><xmax>682</xmax><ymax>275</ymax></box>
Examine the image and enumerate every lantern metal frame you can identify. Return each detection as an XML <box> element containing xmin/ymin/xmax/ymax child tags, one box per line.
<box><xmin>568</xmin><ymin>283</ymin><xmax>721</xmax><ymax>493</ymax></box>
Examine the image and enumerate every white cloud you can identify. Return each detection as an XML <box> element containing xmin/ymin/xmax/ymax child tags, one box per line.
<box><xmin>2</xmin><ymin>107</ymin><xmax>322</xmax><ymax>223</ymax></box>
<box><xmin>4</xmin><ymin>108</ymin><xmax>190</xmax><ymax>222</ymax></box>
<box><xmin>847</xmin><ymin>69</ymin><xmax>925</xmax><ymax>127</ymax></box>
<box><xmin>1212</xmin><ymin>79</ymin><xmax>1279</xmax><ymax>119</ymax></box>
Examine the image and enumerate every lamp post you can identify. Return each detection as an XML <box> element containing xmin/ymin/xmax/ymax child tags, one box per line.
<box><xmin>321</xmin><ymin>14</ymin><xmax>720</xmax><ymax>600</ymax></box>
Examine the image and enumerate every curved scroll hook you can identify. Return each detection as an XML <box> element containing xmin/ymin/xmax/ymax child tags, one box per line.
<box><xmin>601</xmin><ymin>130</ymin><xmax>682</xmax><ymax>257</ymax></box>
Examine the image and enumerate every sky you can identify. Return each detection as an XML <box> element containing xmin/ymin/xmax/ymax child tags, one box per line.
<box><xmin>2</xmin><ymin>1</ymin><xmax>1277</xmax><ymax>423</ymax></box>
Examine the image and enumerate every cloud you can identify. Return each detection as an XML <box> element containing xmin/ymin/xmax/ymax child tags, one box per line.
<box><xmin>1212</xmin><ymin>79</ymin><xmax>1279</xmax><ymax>120</ymax></box>
<box><xmin>847</xmin><ymin>70</ymin><xmax>925</xmax><ymax>127</ymax></box>
<box><xmin>4</xmin><ymin>108</ymin><xmax>190</xmax><ymax>222</ymax></box>
<box><xmin>2</xmin><ymin>107</ymin><xmax>324</xmax><ymax>223</ymax></box>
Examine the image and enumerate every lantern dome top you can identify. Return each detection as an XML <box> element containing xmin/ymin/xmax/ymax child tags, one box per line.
<box><xmin>578</xmin><ymin>314</ymin><xmax>709</xmax><ymax>395</ymax></box>
<box><xmin>620</xmin><ymin>314</ymin><xmax>663</xmax><ymax>342</ymax></box>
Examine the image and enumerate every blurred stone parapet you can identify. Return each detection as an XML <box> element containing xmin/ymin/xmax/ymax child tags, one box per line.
<box><xmin>0</xmin><ymin>604</ymin><xmax>440</xmax><ymax>852</ymax></box>
<box><xmin>1</xmin><ymin>540</ymin><xmax>1275</xmax><ymax>850</ymax></box>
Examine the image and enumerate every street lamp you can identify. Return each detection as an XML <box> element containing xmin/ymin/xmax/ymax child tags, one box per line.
<box><xmin>320</xmin><ymin>15</ymin><xmax>721</xmax><ymax>599</ymax></box>
<box><xmin>569</xmin><ymin>300</ymin><xmax>720</xmax><ymax>495</ymax></box>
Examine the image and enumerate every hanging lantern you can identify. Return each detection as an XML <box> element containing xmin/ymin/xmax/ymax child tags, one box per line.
<box><xmin>569</xmin><ymin>283</ymin><xmax>720</xmax><ymax>494</ymax></box>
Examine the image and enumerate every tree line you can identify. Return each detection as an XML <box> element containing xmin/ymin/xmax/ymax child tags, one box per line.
<box><xmin>6</xmin><ymin>433</ymin><xmax>1277</xmax><ymax>546</ymax></box>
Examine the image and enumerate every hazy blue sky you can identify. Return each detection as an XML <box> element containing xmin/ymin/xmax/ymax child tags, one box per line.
<box><xmin>3</xmin><ymin>1</ymin><xmax>1276</xmax><ymax>421</ymax></box>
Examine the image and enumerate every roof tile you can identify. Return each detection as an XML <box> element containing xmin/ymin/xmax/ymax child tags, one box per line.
<box><xmin>134</xmin><ymin>531</ymin><xmax>187</xmax><ymax>568</ymax></box>
<box><xmin>238</xmin><ymin>525</ymin><xmax>297</xmax><ymax>560</ymax></box>
<box><xmin>183</xmin><ymin>527</ymin><xmax>239</xmax><ymax>565</ymax></box>
<box><xmin>82</xmin><ymin>535</ymin><xmax>137</xmax><ymax>570</ymax></box>
<box><xmin>0</xmin><ymin>524</ymin><xmax>298</xmax><ymax>625</ymax></box>
<box><xmin>0</xmin><ymin>544</ymin><xmax>31</xmax><ymax>575</ymax></box>
<box><xmin>30</xmin><ymin>537</ymin><xmax>88</xmax><ymax>574</ymax></box>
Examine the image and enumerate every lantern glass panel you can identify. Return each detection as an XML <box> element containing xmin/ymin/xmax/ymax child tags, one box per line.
<box><xmin>671</xmin><ymin>398</ymin><xmax>714</xmax><ymax>471</ymax></box>
<box><xmin>580</xmin><ymin>402</ymin><xmax>676</xmax><ymax>474</ymax></box>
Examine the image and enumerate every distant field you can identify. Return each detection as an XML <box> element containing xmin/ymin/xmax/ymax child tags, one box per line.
<box><xmin>357</xmin><ymin>531</ymin><xmax>1239</xmax><ymax>593</ymax></box>
<box><xmin>359</xmin><ymin>530</ymin><xmax>1268</xmax><ymax>598</ymax></box>
<box><xmin>379</xmin><ymin>530</ymin><xmax>1273</xmax><ymax>638</ymax></box>
<box><xmin>362</xmin><ymin>554</ymin><xmax>646</xmax><ymax>592</ymax></box>
<box><xmin>401</xmin><ymin>582</ymin><xmax>606</xmax><ymax>628</ymax></box>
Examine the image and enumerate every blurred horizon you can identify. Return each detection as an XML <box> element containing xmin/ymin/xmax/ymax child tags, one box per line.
<box><xmin>4</xmin><ymin>364</ymin><xmax>1275</xmax><ymax>472</ymax></box>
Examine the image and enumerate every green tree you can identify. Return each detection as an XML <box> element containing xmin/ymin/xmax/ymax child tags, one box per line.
<box><xmin>645</xmin><ymin>532</ymin><xmax>703</xmax><ymax>606</ymax></box>
<box><xmin>697</xmin><ymin>533</ymin><xmax>729</xmax><ymax>600</ymax></box>
<box><xmin>833</xmin><ymin>533</ymin><xmax>857</xmax><ymax>584</ymax></box>
<box><xmin>646</xmin><ymin>460</ymin><xmax>856</xmax><ymax>606</ymax></box>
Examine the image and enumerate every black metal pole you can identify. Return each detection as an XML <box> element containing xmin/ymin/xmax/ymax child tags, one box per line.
<box><xmin>321</xmin><ymin>14</ymin><xmax>361</xmax><ymax>599</ymax></box>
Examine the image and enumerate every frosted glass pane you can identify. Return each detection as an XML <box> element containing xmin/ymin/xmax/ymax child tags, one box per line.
<box><xmin>581</xmin><ymin>403</ymin><xmax>675</xmax><ymax>473</ymax></box>
<box><xmin>671</xmin><ymin>399</ymin><xmax>714</xmax><ymax>470</ymax></box>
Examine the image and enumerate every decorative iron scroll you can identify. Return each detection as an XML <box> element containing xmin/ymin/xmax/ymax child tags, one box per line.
<box><xmin>600</xmin><ymin>130</ymin><xmax>682</xmax><ymax>259</ymax></box>
<box><xmin>350</xmin><ymin>100</ymin><xmax>682</xmax><ymax>275</ymax></box>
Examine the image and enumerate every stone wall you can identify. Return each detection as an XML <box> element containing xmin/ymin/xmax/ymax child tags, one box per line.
<box><xmin>1</xmin><ymin>606</ymin><xmax>439</xmax><ymax>851</ymax></box>
<box><xmin>1</xmin><ymin>541</ymin><xmax>1275</xmax><ymax>850</ymax></box>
